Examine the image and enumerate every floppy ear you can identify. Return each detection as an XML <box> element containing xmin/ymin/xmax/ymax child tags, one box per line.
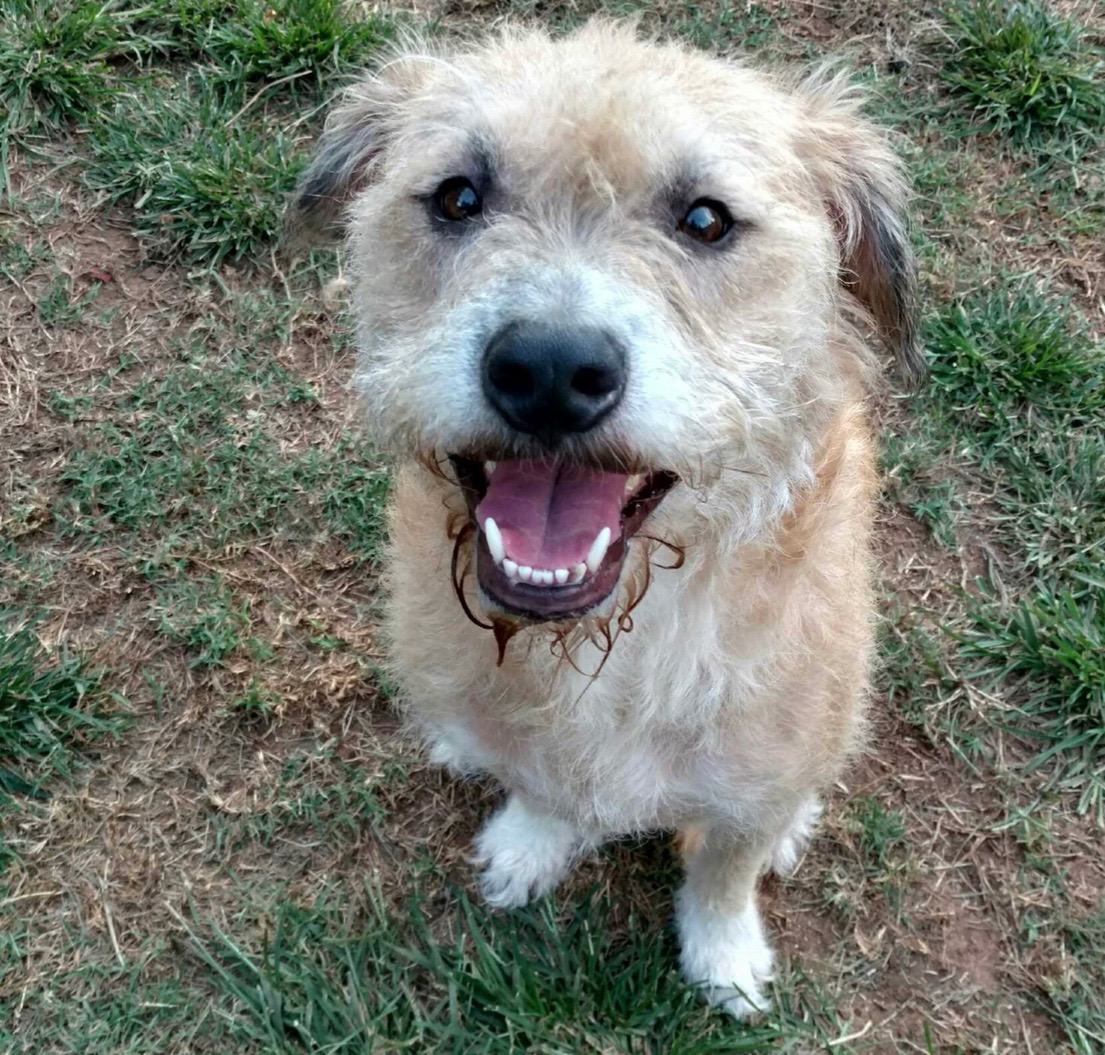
<box><xmin>796</xmin><ymin>71</ymin><xmax>925</xmax><ymax>387</ymax></box>
<box><xmin>285</xmin><ymin>58</ymin><xmax>422</xmax><ymax>248</ymax></box>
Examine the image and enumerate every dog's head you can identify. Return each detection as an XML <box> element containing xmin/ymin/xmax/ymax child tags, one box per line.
<box><xmin>289</xmin><ymin>22</ymin><xmax>921</xmax><ymax>626</ymax></box>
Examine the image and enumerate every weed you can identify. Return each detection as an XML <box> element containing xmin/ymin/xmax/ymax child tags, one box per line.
<box><xmin>937</xmin><ymin>0</ymin><xmax>1105</xmax><ymax>145</ymax></box>
<box><xmin>229</xmin><ymin>676</ymin><xmax>278</xmax><ymax>717</ymax></box>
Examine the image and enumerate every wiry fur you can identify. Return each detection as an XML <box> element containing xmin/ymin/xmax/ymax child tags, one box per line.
<box><xmin>289</xmin><ymin>21</ymin><xmax>919</xmax><ymax>1017</ymax></box>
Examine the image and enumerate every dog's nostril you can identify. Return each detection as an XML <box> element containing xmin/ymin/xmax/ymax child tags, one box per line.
<box><xmin>570</xmin><ymin>366</ymin><xmax>618</xmax><ymax>399</ymax></box>
<box><xmin>490</xmin><ymin>361</ymin><xmax>534</xmax><ymax>397</ymax></box>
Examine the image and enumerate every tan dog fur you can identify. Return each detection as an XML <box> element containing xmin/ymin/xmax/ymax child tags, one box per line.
<box><xmin>289</xmin><ymin>20</ymin><xmax>920</xmax><ymax>1016</ymax></box>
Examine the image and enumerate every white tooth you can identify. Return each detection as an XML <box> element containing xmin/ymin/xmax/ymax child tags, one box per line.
<box><xmin>540</xmin><ymin>570</ymin><xmax>555</xmax><ymax>586</ymax></box>
<box><xmin>503</xmin><ymin>558</ymin><xmax>518</xmax><ymax>579</ymax></box>
<box><xmin>484</xmin><ymin>460</ymin><xmax>497</xmax><ymax>475</ymax></box>
<box><xmin>585</xmin><ymin>526</ymin><xmax>611</xmax><ymax>575</ymax></box>
<box><xmin>571</xmin><ymin>563</ymin><xmax>586</xmax><ymax>583</ymax></box>
<box><xmin>518</xmin><ymin>565</ymin><xmax>533</xmax><ymax>582</ymax></box>
<box><xmin>554</xmin><ymin>568</ymin><xmax>569</xmax><ymax>585</ymax></box>
<box><xmin>484</xmin><ymin>517</ymin><xmax>505</xmax><ymax>565</ymax></box>
<box><xmin>624</xmin><ymin>473</ymin><xmax>643</xmax><ymax>495</ymax></box>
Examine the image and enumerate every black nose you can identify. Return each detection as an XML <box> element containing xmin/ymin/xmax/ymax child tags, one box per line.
<box><xmin>482</xmin><ymin>321</ymin><xmax>627</xmax><ymax>444</ymax></box>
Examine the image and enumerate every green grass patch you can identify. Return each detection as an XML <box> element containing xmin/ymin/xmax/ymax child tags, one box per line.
<box><xmin>52</xmin><ymin>289</ymin><xmax>388</xmax><ymax>563</ymax></box>
<box><xmin>906</xmin><ymin>278</ymin><xmax>1105</xmax><ymax>818</ymax></box>
<box><xmin>84</xmin><ymin>73</ymin><xmax>305</xmax><ymax>265</ymax></box>
<box><xmin>194</xmin><ymin>0</ymin><xmax>391</xmax><ymax>84</ymax></box>
<box><xmin>185</xmin><ymin>882</ymin><xmax>844</xmax><ymax>1053</ymax></box>
<box><xmin>925</xmin><ymin>280</ymin><xmax>1104</xmax><ymax>438</ymax></box>
<box><xmin>0</xmin><ymin>621</ymin><xmax>122</xmax><ymax>855</ymax></box>
<box><xmin>937</xmin><ymin>0</ymin><xmax>1105</xmax><ymax>145</ymax></box>
<box><xmin>156</xmin><ymin>576</ymin><xmax>255</xmax><ymax>668</ymax></box>
<box><xmin>960</xmin><ymin>580</ymin><xmax>1104</xmax><ymax>817</ymax></box>
<box><xmin>210</xmin><ymin>746</ymin><xmax>388</xmax><ymax>854</ymax></box>
<box><xmin>1036</xmin><ymin>905</ymin><xmax>1105</xmax><ymax>1055</ymax></box>
<box><xmin>0</xmin><ymin>929</ymin><xmax>236</xmax><ymax>1054</ymax></box>
<box><xmin>0</xmin><ymin>0</ymin><xmax>163</xmax><ymax>193</ymax></box>
<box><xmin>142</xmin><ymin>0</ymin><xmax>393</xmax><ymax>83</ymax></box>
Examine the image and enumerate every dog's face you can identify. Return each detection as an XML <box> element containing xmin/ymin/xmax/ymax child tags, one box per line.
<box><xmin>291</xmin><ymin>23</ymin><xmax>920</xmax><ymax>625</ymax></box>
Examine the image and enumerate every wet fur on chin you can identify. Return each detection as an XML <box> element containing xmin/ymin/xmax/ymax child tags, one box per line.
<box><xmin>288</xmin><ymin>20</ymin><xmax>918</xmax><ymax>1019</ymax></box>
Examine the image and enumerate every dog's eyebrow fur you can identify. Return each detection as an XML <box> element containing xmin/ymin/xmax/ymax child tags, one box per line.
<box><xmin>416</xmin><ymin>134</ymin><xmax>498</xmax><ymax>199</ymax></box>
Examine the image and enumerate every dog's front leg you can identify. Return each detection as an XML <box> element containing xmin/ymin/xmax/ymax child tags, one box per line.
<box><xmin>473</xmin><ymin>794</ymin><xmax>591</xmax><ymax>909</ymax></box>
<box><xmin>675</xmin><ymin>827</ymin><xmax>775</xmax><ymax>1019</ymax></box>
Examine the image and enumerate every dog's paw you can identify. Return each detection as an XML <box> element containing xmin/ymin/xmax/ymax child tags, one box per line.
<box><xmin>769</xmin><ymin>795</ymin><xmax>822</xmax><ymax>877</ymax></box>
<box><xmin>676</xmin><ymin>892</ymin><xmax>774</xmax><ymax>1020</ymax></box>
<box><xmin>473</xmin><ymin>797</ymin><xmax>582</xmax><ymax>909</ymax></box>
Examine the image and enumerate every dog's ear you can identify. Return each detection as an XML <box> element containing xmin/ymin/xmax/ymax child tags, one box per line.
<box><xmin>795</xmin><ymin>71</ymin><xmax>925</xmax><ymax>387</ymax></box>
<box><xmin>285</xmin><ymin>57</ymin><xmax>425</xmax><ymax>249</ymax></box>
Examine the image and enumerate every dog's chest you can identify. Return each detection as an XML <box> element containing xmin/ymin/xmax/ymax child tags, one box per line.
<box><xmin>444</xmin><ymin>647</ymin><xmax>765</xmax><ymax>835</ymax></box>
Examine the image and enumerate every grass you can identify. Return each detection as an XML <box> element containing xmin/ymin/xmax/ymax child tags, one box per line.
<box><xmin>961</xmin><ymin>582</ymin><xmax>1105</xmax><ymax>814</ymax></box>
<box><xmin>913</xmin><ymin>279</ymin><xmax>1105</xmax><ymax>817</ymax></box>
<box><xmin>183</xmin><ymin>883</ymin><xmax>842</xmax><ymax>1054</ymax></box>
<box><xmin>0</xmin><ymin>0</ymin><xmax>162</xmax><ymax>194</ymax></box>
<box><xmin>937</xmin><ymin>0</ymin><xmax>1105</xmax><ymax>145</ymax></box>
<box><xmin>53</xmin><ymin>286</ymin><xmax>387</xmax><ymax>561</ymax></box>
<box><xmin>156</xmin><ymin>577</ymin><xmax>256</xmax><ymax>668</ymax></box>
<box><xmin>84</xmin><ymin>73</ymin><xmax>306</xmax><ymax>265</ymax></box>
<box><xmin>0</xmin><ymin>624</ymin><xmax>120</xmax><ymax>801</ymax></box>
<box><xmin>924</xmin><ymin>281</ymin><xmax>1104</xmax><ymax>436</ymax></box>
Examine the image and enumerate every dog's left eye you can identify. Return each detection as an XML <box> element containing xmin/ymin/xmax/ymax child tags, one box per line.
<box><xmin>434</xmin><ymin>177</ymin><xmax>483</xmax><ymax>222</ymax></box>
<box><xmin>679</xmin><ymin>199</ymin><xmax>733</xmax><ymax>245</ymax></box>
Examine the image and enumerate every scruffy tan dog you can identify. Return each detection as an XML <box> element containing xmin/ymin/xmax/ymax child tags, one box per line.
<box><xmin>289</xmin><ymin>21</ymin><xmax>921</xmax><ymax>1017</ymax></box>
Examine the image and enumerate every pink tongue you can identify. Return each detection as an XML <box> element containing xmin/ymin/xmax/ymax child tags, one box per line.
<box><xmin>475</xmin><ymin>461</ymin><xmax>627</xmax><ymax>570</ymax></box>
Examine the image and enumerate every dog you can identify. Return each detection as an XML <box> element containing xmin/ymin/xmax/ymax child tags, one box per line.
<box><xmin>288</xmin><ymin>20</ymin><xmax>921</xmax><ymax>1017</ymax></box>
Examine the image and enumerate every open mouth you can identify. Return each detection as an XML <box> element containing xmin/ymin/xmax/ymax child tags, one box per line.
<box><xmin>450</xmin><ymin>455</ymin><xmax>679</xmax><ymax>622</ymax></box>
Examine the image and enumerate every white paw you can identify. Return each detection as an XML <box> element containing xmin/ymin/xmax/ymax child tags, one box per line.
<box><xmin>676</xmin><ymin>891</ymin><xmax>774</xmax><ymax>1019</ymax></box>
<box><xmin>769</xmin><ymin>795</ymin><xmax>822</xmax><ymax>877</ymax></box>
<box><xmin>473</xmin><ymin>797</ymin><xmax>583</xmax><ymax>909</ymax></box>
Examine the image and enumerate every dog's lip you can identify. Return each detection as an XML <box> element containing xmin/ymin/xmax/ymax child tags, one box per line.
<box><xmin>449</xmin><ymin>454</ymin><xmax>678</xmax><ymax>622</ymax></box>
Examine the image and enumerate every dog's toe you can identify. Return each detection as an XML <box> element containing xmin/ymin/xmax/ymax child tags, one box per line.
<box><xmin>473</xmin><ymin>796</ymin><xmax>583</xmax><ymax>909</ymax></box>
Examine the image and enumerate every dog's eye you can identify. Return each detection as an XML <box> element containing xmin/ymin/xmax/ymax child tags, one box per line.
<box><xmin>679</xmin><ymin>199</ymin><xmax>732</xmax><ymax>245</ymax></box>
<box><xmin>434</xmin><ymin>177</ymin><xmax>483</xmax><ymax>222</ymax></box>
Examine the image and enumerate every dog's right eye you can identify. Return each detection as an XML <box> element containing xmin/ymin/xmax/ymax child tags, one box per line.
<box><xmin>434</xmin><ymin>177</ymin><xmax>483</xmax><ymax>222</ymax></box>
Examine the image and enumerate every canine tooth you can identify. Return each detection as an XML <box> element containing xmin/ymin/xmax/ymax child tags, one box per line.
<box><xmin>571</xmin><ymin>563</ymin><xmax>586</xmax><ymax>583</ymax></box>
<box><xmin>585</xmin><ymin>526</ymin><xmax>611</xmax><ymax>575</ymax></box>
<box><xmin>483</xmin><ymin>518</ymin><xmax>505</xmax><ymax>565</ymax></box>
<box><xmin>517</xmin><ymin>565</ymin><xmax>533</xmax><ymax>582</ymax></box>
<box><xmin>554</xmin><ymin>568</ymin><xmax>569</xmax><ymax>585</ymax></box>
<box><xmin>484</xmin><ymin>460</ymin><xmax>497</xmax><ymax>475</ymax></box>
<box><xmin>503</xmin><ymin>558</ymin><xmax>518</xmax><ymax>579</ymax></box>
<box><xmin>624</xmin><ymin>473</ymin><xmax>643</xmax><ymax>494</ymax></box>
